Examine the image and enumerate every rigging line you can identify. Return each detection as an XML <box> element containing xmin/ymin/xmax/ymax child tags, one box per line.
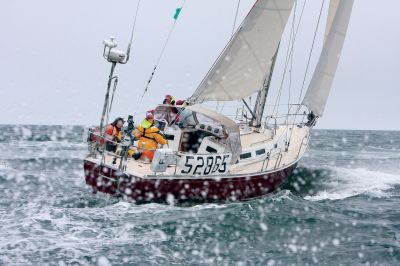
<box><xmin>268</xmin><ymin>0</ymin><xmax>298</xmax><ymax>130</ymax></box>
<box><xmin>231</xmin><ymin>0</ymin><xmax>241</xmax><ymax>36</ymax></box>
<box><xmin>297</xmin><ymin>0</ymin><xmax>325</xmax><ymax>104</ymax></box>
<box><xmin>126</xmin><ymin>0</ymin><xmax>142</xmax><ymax>61</ymax></box>
<box><xmin>267</xmin><ymin>0</ymin><xmax>305</xmax><ymax>125</ymax></box>
<box><xmin>285</xmin><ymin>0</ymin><xmax>297</xmax><ymax>141</ymax></box>
<box><xmin>271</xmin><ymin>0</ymin><xmax>308</xmax><ymax>143</ymax></box>
<box><xmin>128</xmin><ymin>0</ymin><xmax>141</xmax><ymax>44</ymax></box>
<box><xmin>108</xmin><ymin>78</ymin><xmax>119</xmax><ymax>115</ymax></box>
<box><xmin>216</xmin><ymin>0</ymin><xmax>241</xmax><ymax>114</ymax></box>
<box><xmin>133</xmin><ymin>0</ymin><xmax>187</xmax><ymax>118</ymax></box>
<box><xmin>285</xmin><ymin>0</ymin><xmax>308</xmax><ymax>139</ymax></box>
<box><xmin>278</xmin><ymin>0</ymin><xmax>297</xmax><ymax>143</ymax></box>
<box><xmin>269</xmin><ymin>0</ymin><xmax>306</xmax><ymax>124</ymax></box>
<box><xmin>288</xmin><ymin>0</ymin><xmax>326</xmax><ymax>145</ymax></box>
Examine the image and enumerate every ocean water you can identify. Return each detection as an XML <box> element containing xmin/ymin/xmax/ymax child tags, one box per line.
<box><xmin>0</xmin><ymin>125</ymin><xmax>399</xmax><ymax>265</ymax></box>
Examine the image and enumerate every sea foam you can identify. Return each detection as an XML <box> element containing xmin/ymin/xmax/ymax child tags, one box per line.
<box><xmin>305</xmin><ymin>167</ymin><xmax>400</xmax><ymax>201</ymax></box>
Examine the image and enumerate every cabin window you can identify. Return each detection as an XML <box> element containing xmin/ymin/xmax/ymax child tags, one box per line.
<box><xmin>165</xmin><ymin>134</ymin><xmax>175</xmax><ymax>141</ymax></box>
<box><xmin>256</xmin><ymin>149</ymin><xmax>266</xmax><ymax>156</ymax></box>
<box><xmin>206</xmin><ymin>146</ymin><xmax>217</xmax><ymax>153</ymax></box>
<box><xmin>155</xmin><ymin>120</ymin><xmax>167</xmax><ymax>131</ymax></box>
<box><xmin>240</xmin><ymin>152</ymin><xmax>252</xmax><ymax>160</ymax></box>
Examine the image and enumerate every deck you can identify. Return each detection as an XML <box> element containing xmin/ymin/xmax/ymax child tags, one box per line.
<box><xmin>85</xmin><ymin>124</ymin><xmax>310</xmax><ymax>178</ymax></box>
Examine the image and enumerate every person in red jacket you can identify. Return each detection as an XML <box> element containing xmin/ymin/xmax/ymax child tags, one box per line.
<box><xmin>163</xmin><ymin>95</ymin><xmax>176</xmax><ymax>105</ymax></box>
<box><xmin>105</xmin><ymin>117</ymin><xmax>125</xmax><ymax>152</ymax></box>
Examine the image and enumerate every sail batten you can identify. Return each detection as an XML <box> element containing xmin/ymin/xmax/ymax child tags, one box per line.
<box><xmin>302</xmin><ymin>0</ymin><xmax>354</xmax><ymax>117</ymax></box>
<box><xmin>190</xmin><ymin>0</ymin><xmax>295</xmax><ymax>103</ymax></box>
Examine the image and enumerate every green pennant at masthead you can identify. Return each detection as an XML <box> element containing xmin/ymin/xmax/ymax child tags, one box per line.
<box><xmin>173</xmin><ymin>7</ymin><xmax>182</xmax><ymax>20</ymax></box>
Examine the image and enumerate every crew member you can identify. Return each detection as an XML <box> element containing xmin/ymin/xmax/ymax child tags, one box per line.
<box><xmin>133</xmin><ymin>113</ymin><xmax>168</xmax><ymax>162</ymax></box>
<box><xmin>163</xmin><ymin>94</ymin><xmax>176</xmax><ymax>105</ymax></box>
<box><xmin>305</xmin><ymin>111</ymin><xmax>317</xmax><ymax>127</ymax></box>
<box><xmin>105</xmin><ymin>117</ymin><xmax>124</xmax><ymax>152</ymax></box>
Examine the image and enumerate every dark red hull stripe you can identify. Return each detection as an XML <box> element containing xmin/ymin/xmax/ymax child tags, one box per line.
<box><xmin>84</xmin><ymin>160</ymin><xmax>297</xmax><ymax>202</ymax></box>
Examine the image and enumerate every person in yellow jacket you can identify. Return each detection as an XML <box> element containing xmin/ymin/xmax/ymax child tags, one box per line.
<box><xmin>133</xmin><ymin>112</ymin><xmax>168</xmax><ymax>162</ymax></box>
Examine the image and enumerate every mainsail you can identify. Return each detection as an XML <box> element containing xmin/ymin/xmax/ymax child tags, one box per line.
<box><xmin>190</xmin><ymin>0</ymin><xmax>295</xmax><ymax>103</ymax></box>
<box><xmin>302</xmin><ymin>0</ymin><xmax>354</xmax><ymax>117</ymax></box>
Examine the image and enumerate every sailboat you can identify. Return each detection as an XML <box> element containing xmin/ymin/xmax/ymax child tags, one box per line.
<box><xmin>84</xmin><ymin>0</ymin><xmax>354</xmax><ymax>203</ymax></box>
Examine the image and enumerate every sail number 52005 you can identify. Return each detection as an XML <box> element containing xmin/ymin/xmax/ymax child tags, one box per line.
<box><xmin>179</xmin><ymin>154</ymin><xmax>232</xmax><ymax>176</ymax></box>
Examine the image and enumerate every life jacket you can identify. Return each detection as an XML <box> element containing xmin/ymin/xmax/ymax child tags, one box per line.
<box><xmin>140</xmin><ymin>118</ymin><xmax>153</xmax><ymax>129</ymax></box>
<box><xmin>105</xmin><ymin>124</ymin><xmax>122</xmax><ymax>142</ymax></box>
<box><xmin>133</xmin><ymin>119</ymin><xmax>168</xmax><ymax>161</ymax></box>
<box><xmin>88</xmin><ymin>125</ymin><xmax>121</xmax><ymax>146</ymax></box>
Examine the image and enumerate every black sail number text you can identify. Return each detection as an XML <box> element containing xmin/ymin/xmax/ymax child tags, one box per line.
<box><xmin>180</xmin><ymin>154</ymin><xmax>231</xmax><ymax>176</ymax></box>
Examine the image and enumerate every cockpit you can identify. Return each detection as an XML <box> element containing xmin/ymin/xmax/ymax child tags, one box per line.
<box><xmin>152</xmin><ymin>104</ymin><xmax>241</xmax><ymax>164</ymax></box>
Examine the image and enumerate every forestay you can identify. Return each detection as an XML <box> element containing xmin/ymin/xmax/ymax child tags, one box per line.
<box><xmin>302</xmin><ymin>0</ymin><xmax>354</xmax><ymax>117</ymax></box>
<box><xmin>190</xmin><ymin>0</ymin><xmax>295</xmax><ymax>103</ymax></box>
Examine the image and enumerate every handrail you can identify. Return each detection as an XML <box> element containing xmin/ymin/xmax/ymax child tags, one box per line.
<box><xmin>88</xmin><ymin>129</ymin><xmax>159</xmax><ymax>174</ymax></box>
<box><xmin>259</xmin><ymin>147</ymin><xmax>282</xmax><ymax>172</ymax></box>
<box><xmin>88</xmin><ymin>130</ymin><xmax>157</xmax><ymax>151</ymax></box>
<box><xmin>261</xmin><ymin>152</ymin><xmax>270</xmax><ymax>172</ymax></box>
<box><xmin>88</xmin><ymin>130</ymin><xmax>125</xmax><ymax>146</ymax></box>
<box><xmin>274</xmin><ymin>153</ymin><xmax>283</xmax><ymax>169</ymax></box>
<box><xmin>296</xmin><ymin>134</ymin><xmax>310</xmax><ymax>159</ymax></box>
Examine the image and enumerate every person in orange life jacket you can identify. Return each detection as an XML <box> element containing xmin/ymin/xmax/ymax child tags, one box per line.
<box><xmin>133</xmin><ymin>112</ymin><xmax>168</xmax><ymax>162</ymax></box>
<box><xmin>105</xmin><ymin>117</ymin><xmax>124</xmax><ymax>152</ymax></box>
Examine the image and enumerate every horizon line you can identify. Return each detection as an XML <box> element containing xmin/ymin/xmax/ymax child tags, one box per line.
<box><xmin>0</xmin><ymin>123</ymin><xmax>398</xmax><ymax>132</ymax></box>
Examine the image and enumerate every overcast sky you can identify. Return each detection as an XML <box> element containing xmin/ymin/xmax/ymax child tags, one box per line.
<box><xmin>1</xmin><ymin>0</ymin><xmax>399</xmax><ymax>130</ymax></box>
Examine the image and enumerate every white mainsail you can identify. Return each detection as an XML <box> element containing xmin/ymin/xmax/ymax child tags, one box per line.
<box><xmin>302</xmin><ymin>0</ymin><xmax>354</xmax><ymax>117</ymax></box>
<box><xmin>325</xmin><ymin>0</ymin><xmax>340</xmax><ymax>40</ymax></box>
<box><xmin>190</xmin><ymin>0</ymin><xmax>295</xmax><ymax>103</ymax></box>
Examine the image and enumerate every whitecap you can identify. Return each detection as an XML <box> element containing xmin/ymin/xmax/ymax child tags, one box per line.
<box><xmin>305</xmin><ymin>167</ymin><xmax>400</xmax><ymax>201</ymax></box>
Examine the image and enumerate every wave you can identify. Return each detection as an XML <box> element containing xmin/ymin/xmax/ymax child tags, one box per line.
<box><xmin>304</xmin><ymin>167</ymin><xmax>400</xmax><ymax>201</ymax></box>
<box><xmin>0</xmin><ymin>125</ymin><xmax>85</xmax><ymax>143</ymax></box>
<box><xmin>102</xmin><ymin>201</ymin><xmax>228</xmax><ymax>213</ymax></box>
<box><xmin>269</xmin><ymin>189</ymin><xmax>295</xmax><ymax>202</ymax></box>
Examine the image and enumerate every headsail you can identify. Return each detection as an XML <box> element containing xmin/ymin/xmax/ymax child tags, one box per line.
<box><xmin>302</xmin><ymin>0</ymin><xmax>354</xmax><ymax>117</ymax></box>
<box><xmin>325</xmin><ymin>0</ymin><xmax>340</xmax><ymax>40</ymax></box>
<box><xmin>190</xmin><ymin>0</ymin><xmax>295</xmax><ymax>103</ymax></box>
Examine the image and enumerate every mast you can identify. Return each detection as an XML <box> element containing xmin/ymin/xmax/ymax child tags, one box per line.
<box><xmin>251</xmin><ymin>48</ymin><xmax>278</xmax><ymax>128</ymax></box>
<box><xmin>95</xmin><ymin>36</ymin><xmax>131</xmax><ymax>153</ymax></box>
<box><xmin>99</xmin><ymin>62</ymin><xmax>117</xmax><ymax>134</ymax></box>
